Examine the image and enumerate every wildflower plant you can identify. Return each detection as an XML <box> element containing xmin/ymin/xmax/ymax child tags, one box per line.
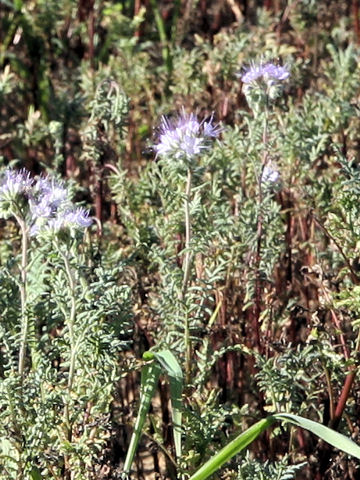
<box><xmin>3</xmin><ymin>3</ymin><xmax>360</xmax><ymax>478</ymax></box>
<box><xmin>153</xmin><ymin>108</ymin><xmax>220</xmax><ymax>382</ymax></box>
<box><xmin>236</xmin><ymin>60</ymin><xmax>290</xmax><ymax>353</ymax></box>
<box><xmin>239</xmin><ymin>60</ymin><xmax>290</xmax><ymax>111</ymax></box>
<box><xmin>0</xmin><ymin>167</ymin><xmax>132</xmax><ymax>479</ymax></box>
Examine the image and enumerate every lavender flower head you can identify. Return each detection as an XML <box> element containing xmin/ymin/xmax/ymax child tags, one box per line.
<box><xmin>0</xmin><ymin>168</ymin><xmax>34</xmax><ymax>219</ymax></box>
<box><xmin>0</xmin><ymin>168</ymin><xmax>33</xmax><ymax>198</ymax></box>
<box><xmin>0</xmin><ymin>167</ymin><xmax>92</xmax><ymax>235</ymax></box>
<box><xmin>30</xmin><ymin>176</ymin><xmax>69</xmax><ymax>219</ymax></box>
<box><xmin>240</xmin><ymin>61</ymin><xmax>290</xmax><ymax>86</ymax></box>
<box><xmin>261</xmin><ymin>164</ymin><xmax>280</xmax><ymax>185</ymax></box>
<box><xmin>154</xmin><ymin>109</ymin><xmax>221</xmax><ymax>163</ymax></box>
<box><xmin>61</xmin><ymin>207</ymin><xmax>92</xmax><ymax>228</ymax></box>
<box><xmin>32</xmin><ymin>207</ymin><xmax>92</xmax><ymax>235</ymax></box>
<box><xmin>238</xmin><ymin>60</ymin><xmax>290</xmax><ymax>104</ymax></box>
<box><xmin>30</xmin><ymin>178</ymin><xmax>92</xmax><ymax>236</ymax></box>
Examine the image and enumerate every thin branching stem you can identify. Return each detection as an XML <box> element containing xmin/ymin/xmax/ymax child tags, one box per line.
<box><xmin>181</xmin><ymin>168</ymin><xmax>193</xmax><ymax>299</ymax></box>
<box><xmin>57</xmin><ymin>245</ymin><xmax>77</xmax><ymax>443</ymax></box>
<box><xmin>253</xmin><ymin>104</ymin><xmax>269</xmax><ymax>354</ymax></box>
<box><xmin>312</xmin><ymin>214</ymin><xmax>360</xmax><ymax>285</ymax></box>
<box><xmin>180</xmin><ymin>168</ymin><xmax>193</xmax><ymax>384</ymax></box>
<box><xmin>17</xmin><ymin>217</ymin><xmax>29</xmax><ymax>379</ymax></box>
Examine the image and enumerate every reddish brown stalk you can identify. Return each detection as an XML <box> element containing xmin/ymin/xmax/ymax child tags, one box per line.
<box><xmin>77</xmin><ymin>0</ymin><xmax>95</xmax><ymax>67</ymax></box>
<box><xmin>134</xmin><ymin>0</ymin><xmax>142</xmax><ymax>38</ymax></box>
<box><xmin>264</xmin><ymin>0</ymin><xmax>272</xmax><ymax>10</ymax></box>
<box><xmin>94</xmin><ymin>173</ymin><xmax>103</xmax><ymax>236</ymax></box>
<box><xmin>331</xmin><ymin>368</ymin><xmax>357</xmax><ymax>429</ymax></box>
<box><xmin>316</xmin><ymin>286</ymin><xmax>359</xmax><ymax>476</ymax></box>
<box><xmin>317</xmin><ymin>365</ymin><xmax>358</xmax><ymax>477</ymax></box>
<box><xmin>65</xmin><ymin>153</ymin><xmax>76</xmax><ymax>178</ymax></box>
<box><xmin>278</xmin><ymin>190</ymin><xmax>295</xmax><ymax>340</ymax></box>
<box><xmin>330</xmin><ymin>309</ymin><xmax>350</xmax><ymax>360</ymax></box>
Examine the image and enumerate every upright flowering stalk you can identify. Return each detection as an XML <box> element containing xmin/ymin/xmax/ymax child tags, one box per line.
<box><xmin>239</xmin><ymin>61</ymin><xmax>289</xmax><ymax>353</ymax></box>
<box><xmin>154</xmin><ymin>109</ymin><xmax>220</xmax><ymax>382</ymax></box>
<box><xmin>0</xmin><ymin>169</ymin><xmax>34</xmax><ymax>378</ymax></box>
<box><xmin>29</xmin><ymin>175</ymin><xmax>92</xmax><ymax>446</ymax></box>
<box><xmin>0</xmin><ymin>168</ymin><xmax>92</xmax><ymax>382</ymax></box>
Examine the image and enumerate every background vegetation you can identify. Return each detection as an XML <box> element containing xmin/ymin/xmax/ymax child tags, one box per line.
<box><xmin>1</xmin><ymin>0</ymin><xmax>360</xmax><ymax>479</ymax></box>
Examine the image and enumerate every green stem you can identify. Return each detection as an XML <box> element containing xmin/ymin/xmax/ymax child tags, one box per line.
<box><xmin>17</xmin><ymin>218</ymin><xmax>29</xmax><ymax>379</ymax></box>
<box><xmin>58</xmin><ymin>246</ymin><xmax>77</xmax><ymax>441</ymax></box>
<box><xmin>149</xmin><ymin>0</ymin><xmax>172</xmax><ymax>76</ymax></box>
<box><xmin>253</xmin><ymin>106</ymin><xmax>269</xmax><ymax>353</ymax></box>
<box><xmin>181</xmin><ymin>169</ymin><xmax>193</xmax><ymax>299</ymax></box>
<box><xmin>180</xmin><ymin>168</ymin><xmax>193</xmax><ymax>384</ymax></box>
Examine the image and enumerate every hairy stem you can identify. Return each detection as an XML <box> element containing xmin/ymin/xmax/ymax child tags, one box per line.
<box><xmin>58</xmin><ymin>247</ymin><xmax>77</xmax><ymax>442</ymax></box>
<box><xmin>17</xmin><ymin>218</ymin><xmax>29</xmax><ymax>379</ymax></box>
<box><xmin>180</xmin><ymin>168</ymin><xmax>193</xmax><ymax>384</ymax></box>
<box><xmin>253</xmin><ymin>106</ymin><xmax>269</xmax><ymax>354</ymax></box>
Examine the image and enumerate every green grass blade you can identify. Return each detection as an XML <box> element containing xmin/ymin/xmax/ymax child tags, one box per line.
<box><xmin>169</xmin><ymin>375</ymin><xmax>182</xmax><ymax>459</ymax></box>
<box><xmin>274</xmin><ymin>413</ymin><xmax>360</xmax><ymax>459</ymax></box>
<box><xmin>148</xmin><ymin>0</ymin><xmax>172</xmax><ymax>74</ymax></box>
<box><xmin>153</xmin><ymin>351</ymin><xmax>183</xmax><ymax>459</ymax></box>
<box><xmin>123</xmin><ymin>361</ymin><xmax>162</xmax><ymax>474</ymax></box>
<box><xmin>153</xmin><ymin>350</ymin><xmax>183</xmax><ymax>380</ymax></box>
<box><xmin>188</xmin><ymin>416</ymin><xmax>276</xmax><ymax>480</ymax></box>
<box><xmin>189</xmin><ymin>412</ymin><xmax>360</xmax><ymax>480</ymax></box>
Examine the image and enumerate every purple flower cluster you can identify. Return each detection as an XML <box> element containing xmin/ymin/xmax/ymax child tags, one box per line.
<box><xmin>261</xmin><ymin>164</ymin><xmax>280</xmax><ymax>184</ymax></box>
<box><xmin>30</xmin><ymin>177</ymin><xmax>68</xmax><ymax>219</ymax></box>
<box><xmin>60</xmin><ymin>207</ymin><xmax>92</xmax><ymax>229</ymax></box>
<box><xmin>240</xmin><ymin>61</ymin><xmax>290</xmax><ymax>86</ymax></box>
<box><xmin>0</xmin><ymin>168</ymin><xmax>34</xmax><ymax>198</ymax></box>
<box><xmin>0</xmin><ymin>168</ymin><xmax>92</xmax><ymax>234</ymax></box>
<box><xmin>154</xmin><ymin>109</ymin><xmax>221</xmax><ymax>161</ymax></box>
<box><xmin>30</xmin><ymin>176</ymin><xmax>92</xmax><ymax>235</ymax></box>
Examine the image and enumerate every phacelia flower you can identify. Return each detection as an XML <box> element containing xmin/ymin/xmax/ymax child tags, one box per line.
<box><xmin>30</xmin><ymin>198</ymin><xmax>92</xmax><ymax>236</ymax></box>
<box><xmin>238</xmin><ymin>61</ymin><xmax>290</xmax><ymax>106</ymax></box>
<box><xmin>62</xmin><ymin>207</ymin><xmax>93</xmax><ymax>228</ymax></box>
<box><xmin>262</xmin><ymin>63</ymin><xmax>290</xmax><ymax>82</ymax></box>
<box><xmin>0</xmin><ymin>168</ymin><xmax>34</xmax><ymax>198</ymax></box>
<box><xmin>240</xmin><ymin>61</ymin><xmax>290</xmax><ymax>86</ymax></box>
<box><xmin>261</xmin><ymin>164</ymin><xmax>280</xmax><ymax>184</ymax></box>
<box><xmin>0</xmin><ymin>168</ymin><xmax>35</xmax><ymax>219</ymax></box>
<box><xmin>30</xmin><ymin>177</ymin><xmax>69</xmax><ymax>219</ymax></box>
<box><xmin>154</xmin><ymin>109</ymin><xmax>221</xmax><ymax>162</ymax></box>
<box><xmin>0</xmin><ymin>167</ymin><xmax>92</xmax><ymax>235</ymax></box>
<box><xmin>32</xmin><ymin>207</ymin><xmax>92</xmax><ymax>235</ymax></box>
